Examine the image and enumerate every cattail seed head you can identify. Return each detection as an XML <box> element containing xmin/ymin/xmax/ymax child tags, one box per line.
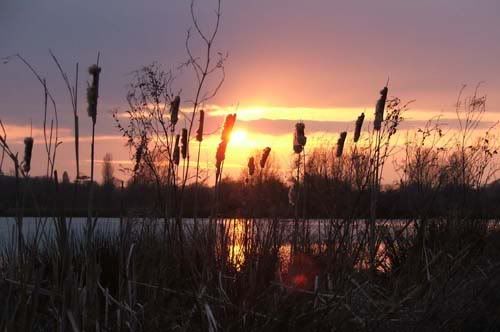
<box><xmin>170</xmin><ymin>96</ymin><xmax>180</xmax><ymax>127</ymax></box>
<box><xmin>23</xmin><ymin>137</ymin><xmax>34</xmax><ymax>173</ymax></box>
<box><xmin>221</xmin><ymin>114</ymin><xmax>237</xmax><ymax>142</ymax></box>
<box><xmin>173</xmin><ymin>134</ymin><xmax>180</xmax><ymax>165</ymax></box>
<box><xmin>260</xmin><ymin>147</ymin><xmax>271</xmax><ymax>169</ymax></box>
<box><xmin>293</xmin><ymin>137</ymin><xmax>303</xmax><ymax>154</ymax></box>
<box><xmin>354</xmin><ymin>113</ymin><xmax>365</xmax><ymax>143</ymax></box>
<box><xmin>295</xmin><ymin>122</ymin><xmax>307</xmax><ymax>146</ymax></box>
<box><xmin>87</xmin><ymin>64</ymin><xmax>101</xmax><ymax>124</ymax></box>
<box><xmin>181</xmin><ymin>128</ymin><xmax>188</xmax><ymax>159</ymax></box>
<box><xmin>293</xmin><ymin>122</ymin><xmax>307</xmax><ymax>154</ymax></box>
<box><xmin>374</xmin><ymin>86</ymin><xmax>388</xmax><ymax>131</ymax></box>
<box><xmin>336</xmin><ymin>131</ymin><xmax>347</xmax><ymax>157</ymax></box>
<box><xmin>215</xmin><ymin>114</ymin><xmax>237</xmax><ymax>180</ymax></box>
<box><xmin>88</xmin><ymin>64</ymin><xmax>101</xmax><ymax>77</ymax></box>
<box><xmin>215</xmin><ymin>141</ymin><xmax>227</xmax><ymax>179</ymax></box>
<box><xmin>248</xmin><ymin>156</ymin><xmax>255</xmax><ymax>176</ymax></box>
<box><xmin>196</xmin><ymin>110</ymin><xmax>205</xmax><ymax>142</ymax></box>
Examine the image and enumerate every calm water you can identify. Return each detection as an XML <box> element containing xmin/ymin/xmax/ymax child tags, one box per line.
<box><xmin>0</xmin><ymin>216</ymin><xmax>406</xmax><ymax>247</ymax></box>
<box><xmin>1</xmin><ymin>217</ymin><xmax>496</xmax><ymax>275</ymax></box>
<box><xmin>0</xmin><ymin>217</ymin><xmax>122</xmax><ymax>247</ymax></box>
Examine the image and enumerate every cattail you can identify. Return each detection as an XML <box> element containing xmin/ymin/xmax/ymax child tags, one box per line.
<box><xmin>173</xmin><ymin>134</ymin><xmax>180</xmax><ymax>165</ymax></box>
<box><xmin>354</xmin><ymin>113</ymin><xmax>365</xmax><ymax>143</ymax></box>
<box><xmin>215</xmin><ymin>141</ymin><xmax>227</xmax><ymax>179</ymax></box>
<box><xmin>23</xmin><ymin>137</ymin><xmax>34</xmax><ymax>173</ymax></box>
<box><xmin>374</xmin><ymin>87</ymin><xmax>388</xmax><ymax>131</ymax></box>
<box><xmin>196</xmin><ymin>110</ymin><xmax>205</xmax><ymax>142</ymax></box>
<box><xmin>170</xmin><ymin>96</ymin><xmax>180</xmax><ymax>127</ymax></box>
<box><xmin>248</xmin><ymin>156</ymin><xmax>255</xmax><ymax>176</ymax></box>
<box><xmin>295</xmin><ymin>123</ymin><xmax>307</xmax><ymax>146</ymax></box>
<box><xmin>87</xmin><ymin>64</ymin><xmax>101</xmax><ymax>124</ymax></box>
<box><xmin>294</xmin><ymin>122</ymin><xmax>306</xmax><ymax>154</ymax></box>
<box><xmin>260</xmin><ymin>147</ymin><xmax>271</xmax><ymax>169</ymax></box>
<box><xmin>221</xmin><ymin>114</ymin><xmax>237</xmax><ymax>141</ymax></box>
<box><xmin>215</xmin><ymin>114</ymin><xmax>237</xmax><ymax>180</ymax></box>
<box><xmin>293</xmin><ymin>135</ymin><xmax>303</xmax><ymax>153</ymax></box>
<box><xmin>181</xmin><ymin>128</ymin><xmax>188</xmax><ymax>159</ymax></box>
<box><xmin>336</xmin><ymin>131</ymin><xmax>347</xmax><ymax>157</ymax></box>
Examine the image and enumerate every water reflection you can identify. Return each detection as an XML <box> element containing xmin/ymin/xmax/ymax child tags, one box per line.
<box><xmin>2</xmin><ymin>217</ymin><xmax>496</xmax><ymax>290</ymax></box>
<box><xmin>222</xmin><ymin>218</ymin><xmax>392</xmax><ymax>289</ymax></box>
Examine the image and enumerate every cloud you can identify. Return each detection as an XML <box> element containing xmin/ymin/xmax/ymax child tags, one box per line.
<box><xmin>59</xmin><ymin>134</ymin><xmax>125</xmax><ymax>143</ymax></box>
<box><xmin>0</xmin><ymin>123</ymin><xmax>72</xmax><ymax>143</ymax></box>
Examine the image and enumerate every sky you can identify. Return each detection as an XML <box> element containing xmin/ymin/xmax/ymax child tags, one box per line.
<box><xmin>1</xmin><ymin>0</ymin><xmax>500</xmax><ymax>184</ymax></box>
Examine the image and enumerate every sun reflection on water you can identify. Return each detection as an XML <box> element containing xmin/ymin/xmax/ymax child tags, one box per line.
<box><xmin>223</xmin><ymin>219</ymin><xmax>393</xmax><ymax>289</ymax></box>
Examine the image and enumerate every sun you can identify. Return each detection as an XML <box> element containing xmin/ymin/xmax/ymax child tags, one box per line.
<box><xmin>230</xmin><ymin>129</ymin><xmax>248</xmax><ymax>146</ymax></box>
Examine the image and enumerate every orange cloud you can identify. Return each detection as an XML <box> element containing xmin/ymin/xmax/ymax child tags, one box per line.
<box><xmin>0</xmin><ymin>123</ymin><xmax>71</xmax><ymax>143</ymax></box>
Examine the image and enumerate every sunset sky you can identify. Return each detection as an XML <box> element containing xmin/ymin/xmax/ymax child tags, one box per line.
<box><xmin>1</xmin><ymin>0</ymin><xmax>500</xmax><ymax>183</ymax></box>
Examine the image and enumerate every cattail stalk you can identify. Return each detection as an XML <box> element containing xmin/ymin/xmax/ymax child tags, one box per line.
<box><xmin>292</xmin><ymin>122</ymin><xmax>307</xmax><ymax>252</ymax></box>
<box><xmin>212</xmin><ymin>114</ymin><xmax>237</xmax><ymax>235</ymax></box>
<box><xmin>193</xmin><ymin>110</ymin><xmax>205</xmax><ymax>226</ymax></box>
<box><xmin>369</xmin><ymin>85</ymin><xmax>388</xmax><ymax>272</ymax></box>
<box><xmin>74</xmin><ymin>63</ymin><xmax>80</xmax><ymax>180</ymax></box>
<box><xmin>85</xmin><ymin>54</ymin><xmax>101</xmax><ymax>326</ymax></box>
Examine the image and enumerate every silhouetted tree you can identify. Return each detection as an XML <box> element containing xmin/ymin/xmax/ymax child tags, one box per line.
<box><xmin>62</xmin><ymin>171</ymin><xmax>70</xmax><ymax>184</ymax></box>
<box><xmin>102</xmin><ymin>153</ymin><xmax>115</xmax><ymax>186</ymax></box>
